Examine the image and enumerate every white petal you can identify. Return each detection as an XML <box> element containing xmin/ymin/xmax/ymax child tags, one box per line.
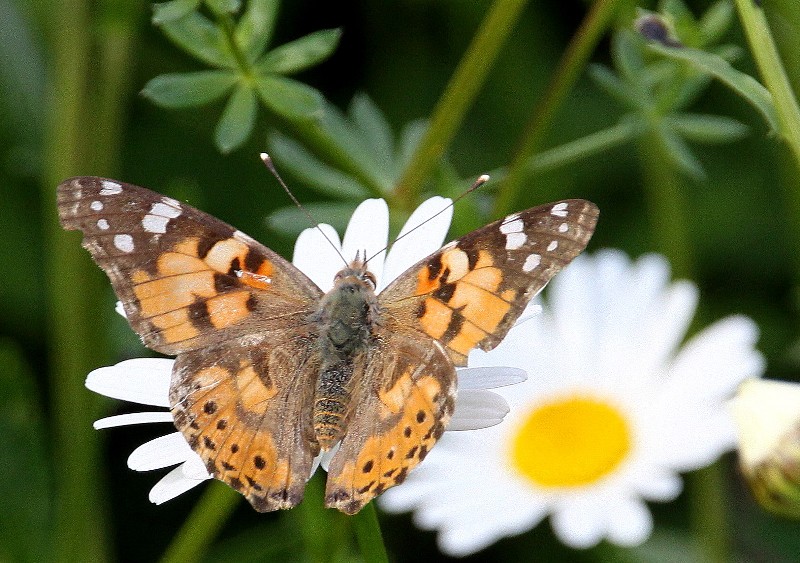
<box><xmin>456</xmin><ymin>366</ymin><xmax>526</xmax><ymax>390</ymax></box>
<box><xmin>86</xmin><ymin>358</ymin><xmax>173</xmax><ymax>407</ymax></box>
<box><xmin>631</xmin><ymin>468</ymin><xmax>683</xmax><ymax>501</ymax></box>
<box><xmin>341</xmin><ymin>199</ymin><xmax>388</xmax><ymax>281</ymax></box>
<box><xmin>180</xmin><ymin>454</ymin><xmax>212</xmax><ymax>479</ymax></box>
<box><xmin>551</xmin><ymin>499</ymin><xmax>606</xmax><ymax>549</ymax></box>
<box><xmin>319</xmin><ymin>442</ymin><xmax>340</xmax><ymax>472</ymax></box>
<box><xmin>292</xmin><ymin>224</ymin><xmax>342</xmax><ymax>291</ymax></box>
<box><xmin>606</xmin><ymin>497</ymin><xmax>653</xmax><ymax>546</ymax></box>
<box><xmin>448</xmin><ymin>390</ymin><xmax>509</xmax><ymax>430</ymax></box>
<box><xmin>115</xmin><ymin>300</ymin><xmax>126</xmax><ymax>318</ymax></box>
<box><xmin>94</xmin><ymin>411</ymin><xmax>174</xmax><ymax>429</ymax></box>
<box><xmin>149</xmin><ymin>464</ymin><xmax>210</xmax><ymax>504</ymax></box>
<box><xmin>127</xmin><ymin>432</ymin><xmax>194</xmax><ymax>471</ymax></box>
<box><xmin>380</xmin><ymin>196</ymin><xmax>452</xmax><ymax>290</ymax></box>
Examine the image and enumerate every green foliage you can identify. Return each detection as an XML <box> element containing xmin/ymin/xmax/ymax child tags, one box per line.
<box><xmin>144</xmin><ymin>0</ymin><xmax>340</xmax><ymax>152</ymax></box>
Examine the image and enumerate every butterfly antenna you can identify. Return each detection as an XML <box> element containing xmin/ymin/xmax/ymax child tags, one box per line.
<box><xmin>364</xmin><ymin>174</ymin><xmax>490</xmax><ymax>265</ymax></box>
<box><xmin>260</xmin><ymin>153</ymin><xmax>349</xmax><ymax>267</ymax></box>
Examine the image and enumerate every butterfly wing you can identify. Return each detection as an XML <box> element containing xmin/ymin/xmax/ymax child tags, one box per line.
<box><xmin>324</xmin><ymin>327</ymin><xmax>455</xmax><ymax>514</ymax></box>
<box><xmin>379</xmin><ymin>199</ymin><xmax>599</xmax><ymax>365</ymax></box>
<box><xmin>171</xmin><ymin>329</ymin><xmax>321</xmax><ymax>511</ymax></box>
<box><xmin>57</xmin><ymin>177</ymin><xmax>323</xmax><ymax>354</ymax></box>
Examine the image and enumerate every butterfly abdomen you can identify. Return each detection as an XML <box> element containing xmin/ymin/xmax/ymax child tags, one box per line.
<box><xmin>313</xmin><ymin>270</ymin><xmax>381</xmax><ymax>450</ymax></box>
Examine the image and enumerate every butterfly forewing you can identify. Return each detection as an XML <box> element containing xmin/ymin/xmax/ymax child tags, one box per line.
<box><xmin>379</xmin><ymin>199</ymin><xmax>599</xmax><ymax>365</ymax></box>
<box><xmin>57</xmin><ymin>177</ymin><xmax>322</xmax><ymax>354</ymax></box>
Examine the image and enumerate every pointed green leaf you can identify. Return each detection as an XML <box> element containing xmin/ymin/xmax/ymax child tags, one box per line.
<box><xmin>257</xmin><ymin>28</ymin><xmax>342</xmax><ymax>75</ymax></box>
<box><xmin>267</xmin><ymin>202</ymin><xmax>360</xmax><ymax>237</ymax></box>
<box><xmin>0</xmin><ymin>340</ymin><xmax>51</xmax><ymax>562</ymax></box>
<box><xmin>255</xmin><ymin>74</ymin><xmax>324</xmax><ymax>119</ymax></box>
<box><xmin>205</xmin><ymin>0</ymin><xmax>240</xmax><ymax>16</ymax></box>
<box><xmin>699</xmin><ymin>0</ymin><xmax>734</xmax><ymax>45</ymax></box>
<box><xmin>215</xmin><ymin>85</ymin><xmax>257</xmax><ymax>153</ymax></box>
<box><xmin>152</xmin><ymin>0</ymin><xmax>201</xmax><ymax>24</ymax></box>
<box><xmin>589</xmin><ymin>64</ymin><xmax>643</xmax><ymax>111</ymax></box>
<box><xmin>159</xmin><ymin>11</ymin><xmax>236</xmax><ymax>68</ymax></box>
<box><xmin>396</xmin><ymin>119</ymin><xmax>427</xmax><ymax>177</ymax></box>
<box><xmin>236</xmin><ymin>0</ymin><xmax>279</xmax><ymax>63</ymax></box>
<box><xmin>349</xmin><ymin>94</ymin><xmax>394</xmax><ymax>171</ymax></box>
<box><xmin>667</xmin><ymin>113</ymin><xmax>749</xmax><ymax>143</ymax></box>
<box><xmin>268</xmin><ymin>131</ymin><xmax>370</xmax><ymax>199</ymax></box>
<box><xmin>657</xmin><ymin>124</ymin><xmax>705</xmax><ymax>179</ymax></box>
<box><xmin>647</xmin><ymin>43</ymin><xmax>779</xmax><ymax>132</ymax></box>
<box><xmin>142</xmin><ymin>70</ymin><xmax>237</xmax><ymax>108</ymax></box>
<box><xmin>613</xmin><ymin>30</ymin><xmax>646</xmax><ymax>83</ymax></box>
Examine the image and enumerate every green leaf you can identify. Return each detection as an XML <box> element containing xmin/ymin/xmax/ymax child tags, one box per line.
<box><xmin>202</xmin><ymin>520</ymin><xmax>299</xmax><ymax>562</ymax></box>
<box><xmin>141</xmin><ymin>70</ymin><xmax>237</xmax><ymax>108</ymax></box>
<box><xmin>205</xmin><ymin>0</ymin><xmax>240</xmax><ymax>16</ymax></box>
<box><xmin>236</xmin><ymin>0</ymin><xmax>279</xmax><ymax>63</ymax></box>
<box><xmin>0</xmin><ymin>340</ymin><xmax>51</xmax><ymax>563</ymax></box>
<box><xmin>667</xmin><ymin>113</ymin><xmax>749</xmax><ymax>143</ymax></box>
<box><xmin>647</xmin><ymin>43</ymin><xmax>780</xmax><ymax>132</ymax></box>
<box><xmin>267</xmin><ymin>202</ymin><xmax>360</xmax><ymax>237</ymax></box>
<box><xmin>255</xmin><ymin>74</ymin><xmax>324</xmax><ymax>119</ymax></box>
<box><xmin>613</xmin><ymin>30</ymin><xmax>646</xmax><ymax>84</ymax></box>
<box><xmin>257</xmin><ymin>28</ymin><xmax>342</xmax><ymax>75</ymax></box>
<box><xmin>159</xmin><ymin>11</ymin><xmax>236</xmax><ymax>68</ymax></box>
<box><xmin>699</xmin><ymin>0</ymin><xmax>734</xmax><ymax>46</ymax></box>
<box><xmin>658</xmin><ymin>124</ymin><xmax>705</xmax><ymax>179</ymax></box>
<box><xmin>589</xmin><ymin>64</ymin><xmax>642</xmax><ymax>110</ymax></box>
<box><xmin>215</xmin><ymin>85</ymin><xmax>257</xmax><ymax>153</ymax></box>
<box><xmin>396</xmin><ymin>119</ymin><xmax>427</xmax><ymax>177</ymax></box>
<box><xmin>349</xmin><ymin>94</ymin><xmax>394</xmax><ymax>172</ymax></box>
<box><xmin>268</xmin><ymin>131</ymin><xmax>371</xmax><ymax>199</ymax></box>
<box><xmin>151</xmin><ymin>0</ymin><xmax>201</xmax><ymax>24</ymax></box>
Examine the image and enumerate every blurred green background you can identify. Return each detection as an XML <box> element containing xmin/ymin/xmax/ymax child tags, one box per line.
<box><xmin>2</xmin><ymin>0</ymin><xmax>800</xmax><ymax>561</ymax></box>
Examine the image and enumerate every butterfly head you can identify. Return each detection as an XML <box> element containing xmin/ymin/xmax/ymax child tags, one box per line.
<box><xmin>333</xmin><ymin>251</ymin><xmax>377</xmax><ymax>291</ymax></box>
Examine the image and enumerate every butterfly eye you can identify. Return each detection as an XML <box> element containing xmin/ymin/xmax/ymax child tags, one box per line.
<box><xmin>363</xmin><ymin>271</ymin><xmax>377</xmax><ymax>290</ymax></box>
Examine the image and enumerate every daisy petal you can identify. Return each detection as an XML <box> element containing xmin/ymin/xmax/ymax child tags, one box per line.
<box><xmin>180</xmin><ymin>454</ymin><xmax>212</xmax><ymax>479</ymax></box>
<box><xmin>341</xmin><ymin>199</ymin><xmax>388</xmax><ymax>279</ymax></box>
<box><xmin>607</xmin><ymin>497</ymin><xmax>653</xmax><ymax>546</ymax></box>
<box><xmin>456</xmin><ymin>366</ymin><xmax>527</xmax><ymax>390</ymax></box>
<box><xmin>448</xmin><ymin>390</ymin><xmax>509</xmax><ymax>430</ymax></box>
<box><xmin>94</xmin><ymin>411</ymin><xmax>174</xmax><ymax>429</ymax></box>
<box><xmin>380</xmin><ymin>196</ymin><xmax>452</xmax><ymax>290</ymax></box>
<box><xmin>292</xmin><ymin>224</ymin><xmax>342</xmax><ymax>291</ymax></box>
<box><xmin>149</xmin><ymin>464</ymin><xmax>210</xmax><ymax>505</ymax></box>
<box><xmin>128</xmin><ymin>432</ymin><xmax>194</xmax><ymax>471</ymax></box>
<box><xmin>551</xmin><ymin>500</ymin><xmax>606</xmax><ymax>549</ymax></box>
<box><xmin>86</xmin><ymin>358</ymin><xmax>173</xmax><ymax>407</ymax></box>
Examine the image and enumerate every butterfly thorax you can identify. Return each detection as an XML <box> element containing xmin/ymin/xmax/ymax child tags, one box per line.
<box><xmin>312</xmin><ymin>261</ymin><xmax>382</xmax><ymax>450</ymax></box>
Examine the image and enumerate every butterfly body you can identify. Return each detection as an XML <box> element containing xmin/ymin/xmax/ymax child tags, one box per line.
<box><xmin>57</xmin><ymin>176</ymin><xmax>598</xmax><ymax>514</ymax></box>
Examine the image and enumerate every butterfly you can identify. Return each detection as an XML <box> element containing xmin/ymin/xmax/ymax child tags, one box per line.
<box><xmin>57</xmin><ymin>176</ymin><xmax>598</xmax><ymax>514</ymax></box>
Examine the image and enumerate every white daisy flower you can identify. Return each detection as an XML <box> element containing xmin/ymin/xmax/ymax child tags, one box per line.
<box><xmin>378</xmin><ymin>249</ymin><xmax>766</xmax><ymax>555</ymax></box>
<box><xmin>88</xmin><ymin>197</ymin><xmax>523</xmax><ymax>505</ymax></box>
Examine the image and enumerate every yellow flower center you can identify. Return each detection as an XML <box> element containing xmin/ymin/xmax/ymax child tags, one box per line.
<box><xmin>511</xmin><ymin>396</ymin><xmax>632</xmax><ymax>488</ymax></box>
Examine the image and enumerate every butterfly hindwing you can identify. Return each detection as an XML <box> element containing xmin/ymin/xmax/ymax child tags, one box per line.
<box><xmin>324</xmin><ymin>327</ymin><xmax>456</xmax><ymax>514</ymax></box>
<box><xmin>57</xmin><ymin>177</ymin><xmax>322</xmax><ymax>354</ymax></box>
<box><xmin>170</xmin><ymin>327</ymin><xmax>321</xmax><ymax>511</ymax></box>
<box><xmin>379</xmin><ymin>199</ymin><xmax>599</xmax><ymax>365</ymax></box>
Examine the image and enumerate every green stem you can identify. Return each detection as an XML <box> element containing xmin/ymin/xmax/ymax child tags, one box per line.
<box><xmin>688</xmin><ymin>464</ymin><xmax>730</xmax><ymax>563</ymax></box>
<box><xmin>493</xmin><ymin>0</ymin><xmax>621</xmax><ymax>216</ymax></box>
<box><xmin>394</xmin><ymin>0</ymin><xmax>531</xmax><ymax>207</ymax></box>
<box><xmin>351</xmin><ymin>502</ymin><xmax>389</xmax><ymax>563</ymax></box>
<box><xmin>160</xmin><ymin>482</ymin><xmax>241</xmax><ymax>563</ymax></box>
<box><xmin>637</xmin><ymin>129</ymin><xmax>693</xmax><ymax>279</ymax></box>
<box><xmin>734</xmin><ymin>0</ymin><xmax>800</xmax><ymax>285</ymax></box>
<box><xmin>42</xmin><ymin>0</ymin><xmax>140</xmax><ymax>559</ymax></box>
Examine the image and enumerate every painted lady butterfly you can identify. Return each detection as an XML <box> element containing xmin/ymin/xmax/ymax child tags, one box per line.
<box><xmin>58</xmin><ymin>176</ymin><xmax>598</xmax><ymax>514</ymax></box>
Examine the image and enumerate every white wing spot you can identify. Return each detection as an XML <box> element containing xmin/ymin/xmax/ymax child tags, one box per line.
<box><xmin>523</xmin><ymin>253</ymin><xmax>541</xmax><ymax>272</ymax></box>
<box><xmin>90</xmin><ymin>200</ymin><xmax>103</xmax><ymax>211</ymax></box>
<box><xmin>99</xmin><ymin>180</ymin><xmax>123</xmax><ymax>196</ymax></box>
<box><xmin>97</xmin><ymin>219</ymin><xmax>109</xmax><ymax>230</ymax></box>
<box><xmin>500</xmin><ymin>218</ymin><xmax>524</xmax><ymax>234</ymax></box>
<box><xmin>550</xmin><ymin>202</ymin><xmax>568</xmax><ymax>217</ymax></box>
<box><xmin>114</xmin><ymin>234</ymin><xmax>134</xmax><ymax>253</ymax></box>
<box><xmin>547</xmin><ymin>240</ymin><xmax>558</xmax><ymax>252</ymax></box>
<box><xmin>161</xmin><ymin>196</ymin><xmax>181</xmax><ymax>208</ymax></box>
<box><xmin>142</xmin><ymin>201</ymin><xmax>183</xmax><ymax>234</ymax></box>
<box><xmin>505</xmin><ymin>232</ymin><xmax>527</xmax><ymax>250</ymax></box>
<box><xmin>558</xmin><ymin>222</ymin><xmax>569</xmax><ymax>233</ymax></box>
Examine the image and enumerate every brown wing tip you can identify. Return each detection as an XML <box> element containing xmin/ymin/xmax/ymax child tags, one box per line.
<box><xmin>325</xmin><ymin>490</ymin><xmax>368</xmax><ymax>515</ymax></box>
<box><xmin>247</xmin><ymin>486</ymin><xmax>305</xmax><ymax>512</ymax></box>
